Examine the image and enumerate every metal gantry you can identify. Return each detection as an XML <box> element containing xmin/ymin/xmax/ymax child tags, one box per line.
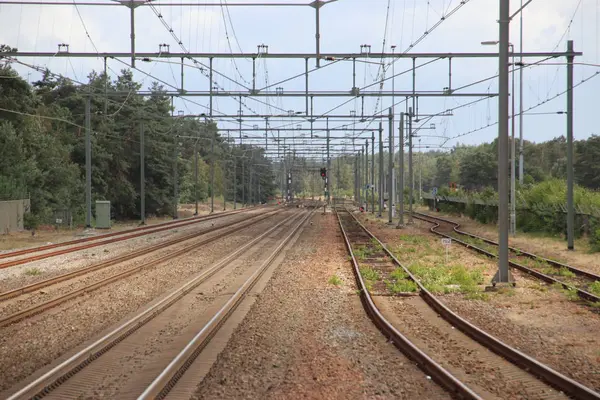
<box><xmin>3</xmin><ymin>0</ymin><xmax>585</xmax><ymax>286</ymax></box>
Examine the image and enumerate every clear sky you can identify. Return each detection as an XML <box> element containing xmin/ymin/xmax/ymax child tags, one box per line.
<box><xmin>1</xmin><ymin>0</ymin><xmax>598</xmax><ymax>157</ymax></box>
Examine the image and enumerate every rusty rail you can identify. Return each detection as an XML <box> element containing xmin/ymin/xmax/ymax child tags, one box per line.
<box><xmin>413</xmin><ymin>212</ymin><xmax>600</xmax><ymax>303</ymax></box>
<box><xmin>4</xmin><ymin>210</ymin><xmax>305</xmax><ymax>400</ymax></box>
<box><xmin>0</xmin><ymin>210</ymin><xmax>283</xmax><ymax>328</ymax></box>
<box><xmin>340</xmin><ymin>208</ymin><xmax>600</xmax><ymax>400</ymax></box>
<box><xmin>335</xmin><ymin>207</ymin><xmax>482</xmax><ymax>400</ymax></box>
<box><xmin>0</xmin><ymin>207</ymin><xmax>265</xmax><ymax>269</ymax></box>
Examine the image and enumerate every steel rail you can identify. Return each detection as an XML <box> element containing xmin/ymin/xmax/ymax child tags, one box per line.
<box><xmin>4</xmin><ymin>210</ymin><xmax>304</xmax><ymax>400</ymax></box>
<box><xmin>334</xmin><ymin>207</ymin><xmax>482</xmax><ymax>400</ymax></box>
<box><xmin>0</xmin><ymin>209</ymin><xmax>284</xmax><ymax>328</ymax></box>
<box><xmin>416</xmin><ymin>211</ymin><xmax>600</xmax><ymax>281</ymax></box>
<box><xmin>0</xmin><ymin>209</ymin><xmax>281</xmax><ymax>303</ymax></box>
<box><xmin>339</xmin><ymin>207</ymin><xmax>600</xmax><ymax>400</ymax></box>
<box><xmin>413</xmin><ymin>212</ymin><xmax>600</xmax><ymax>303</ymax></box>
<box><xmin>0</xmin><ymin>207</ymin><xmax>259</xmax><ymax>265</ymax></box>
<box><xmin>138</xmin><ymin>208</ymin><xmax>314</xmax><ymax>400</ymax></box>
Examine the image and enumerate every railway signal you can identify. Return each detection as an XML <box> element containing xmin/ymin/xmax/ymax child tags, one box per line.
<box><xmin>320</xmin><ymin>167</ymin><xmax>327</xmax><ymax>179</ymax></box>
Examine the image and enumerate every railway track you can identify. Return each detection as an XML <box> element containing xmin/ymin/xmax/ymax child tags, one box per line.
<box><xmin>413</xmin><ymin>211</ymin><xmax>600</xmax><ymax>303</ymax></box>
<box><xmin>0</xmin><ymin>208</ymin><xmax>283</xmax><ymax>328</ymax></box>
<box><xmin>0</xmin><ymin>206</ymin><xmax>266</xmax><ymax>270</ymax></box>
<box><xmin>5</xmin><ymin>208</ymin><xmax>313</xmax><ymax>400</ymax></box>
<box><xmin>336</xmin><ymin>207</ymin><xmax>600</xmax><ymax>400</ymax></box>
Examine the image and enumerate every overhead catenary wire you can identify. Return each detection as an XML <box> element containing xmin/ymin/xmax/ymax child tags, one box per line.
<box><xmin>441</xmin><ymin>70</ymin><xmax>600</xmax><ymax>145</ymax></box>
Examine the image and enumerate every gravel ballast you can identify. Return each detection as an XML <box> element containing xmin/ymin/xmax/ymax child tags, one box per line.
<box><xmin>192</xmin><ymin>212</ymin><xmax>450</xmax><ymax>399</ymax></box>
<box><xmin>0</xmin><ymin>208</ymin><xmax>271</xmax><ymax>288</ymax></box>
<box><xmin>358</xmin><ymin>213</ymin><xmax>600</xmax><ymax>393</ymax></box>
<box><xmin>0</xmin><ymin>211</ymin><xmax>291</xmax><ymax>392</ymax></box>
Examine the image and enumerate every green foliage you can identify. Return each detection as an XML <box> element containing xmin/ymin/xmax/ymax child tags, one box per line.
<box><xmin>407</xmin><ymin>262</ymin><xmax>484</xmax><ymax>294</ymax></box>
<box><xmin>434</xmin><ymin>155</ymin><xmax>452</xmax><ymax>187</ymax></box>
<box><xmin>459</xmin><ymin>148</ymin><xmax>496</xmax><ymax>190</ymax></box>
<box><xmin>360</xmin><ymin>266</ymin><xmax>380</xmax><ymax>281</ymax></box>
<box><xmin>575</xmin><ymin>135</ymin><xmax>600</xmax><ymax>189</ymax></box>
<box><xmin>328</xmin><ymin>274</ymin><xmax>342</xmax><ymax>286</ymax></box>
<box><xmin>24</xmin><ymin>213</ymin><xmax>40</xmax><ymax>230</ymax></box>
<box><xmin>386</xmin><ymin>278</ymin><xmax>418</xmax><ymax>293</ymax></box>
<box><xmin>0</xmin><ymin>64</ymin><xmax>277</xmax><ymax>225</ymax></box>
<box><xmin>588</xmin><ymin>281</ymin><xmax>600</xmax><ymax>297</ymax></box>
<box><xmin>385</xmin><ymin>267</ymin><xmax>418</xmax><ymax>293</ymax></box>
<box><xmin>24</xmin><ymin>267</ymin><xmax>42</xmax><ymax>276</ymax></box>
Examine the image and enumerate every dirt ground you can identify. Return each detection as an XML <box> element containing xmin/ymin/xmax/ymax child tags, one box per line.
<box><xmin>0</xmin><ymin>201</ymin><xmax>247</xmax><ymax>251</ymax></box>
<box><xmin>357</xmin><ymin>212</ymin><xmax>600</xmax><ymax>392</ymax></box>
<box><xmin>416</xmin><ymin>206</ymin><xmax>600</xmax><ymax>274</ymax></box>
<box><xmin>192</xmin><ymin>212</ymin><xmax>451</xmax><ymax>399</ymax></box>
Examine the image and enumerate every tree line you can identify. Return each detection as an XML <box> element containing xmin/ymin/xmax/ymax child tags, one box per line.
<box><xmin>0</xmin><ymin>54</ymin><xmax>276</xmax><ymax>227</ymax></box>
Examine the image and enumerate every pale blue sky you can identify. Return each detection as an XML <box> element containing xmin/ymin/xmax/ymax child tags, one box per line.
<box><xmin>1</xmin><ymin>0</ymin><xmax>598</xmax><ymax>156</ymax></box>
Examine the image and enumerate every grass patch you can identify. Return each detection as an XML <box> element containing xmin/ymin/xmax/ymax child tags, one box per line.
<box><xmin>360</xmin><ymin>266</ymin><xmax>380</xmax><ymax>281</ymax></box>
<box><xmin>353</xmin><ymin>243</ymin><xmax>382</xmax><ymax>260</ymax></box>
<box><xmin>328</xmin><ymin>274</ymin><xmax>342</xmax><ymax>286</ymax></box>
<box><xmin>557</xmin><ymin>267</ymin><xmax>576</xmax><ymax>278</ymax></box>
<box><xmin>589</xmin><ymin>281</ymin><xmax>600</xmax><ymax>297</ymax></box>
<box><xmin>398</xmin><ymin>234</ymin><xmax>428</xmax><ymax>245</ymax></box>
<box><xmin>352</xmin><ymin>246</ymin><xmax>369</xmax><ymax>260</ymax></box>
<box><xmin>539</xmin><ymin>265</ymin><xmax>576</xmax><ymax>278</ymax></box>
<box><xmin>530</xmin><ymin>282</ymin><xmax>549</xmax><ymax>292</ymax></box>
<box><xmin>24</xmin><ymin>267</ymin><xmax>42</xmax><ymax>276</ymax></box>
<box><xmin>562</xmin><ymin>287</ymin><xmax>580</xmax><ymax>301</ymax></box>
<box><xmin>386</xmin><ymin>279</ymin><xmax>418</xmax><ymax>293</ymax></box>
<box><xmin>407</xmin><ymin>262</ymin><xmax>484</xmax><ymax>294</ymax></box>
<box><xmin>384</xmin><ymin>267</ymin><xmax>418</xmax><ymax>294</ymax></box>
<box><xmin>360</xmin><ymin>266</ymin><xmax>379</xmax><ymax>292</ymax></box>
<box><xmin>464</xmin><ymin>292</ymin><xmax>490</xmax><ymax>301</ymax></box>
<box><xmin>551</xmin><ymin>282</ymin><xmax>580</xmax><ymax>301</ymax></box>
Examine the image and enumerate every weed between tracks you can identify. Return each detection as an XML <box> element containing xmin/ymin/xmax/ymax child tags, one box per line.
<box><xmin>589</xmin><ymin>281</ymin><xmax>600</xmax><ymax>297</ymax></box>
<box><xmin>391</xmin><ymin>231</ymin><xmax>489</xmax><ymax>299</ymax></box>
<box><xmin>24</xmin><ymin>267</ymin><xmax>42</xmax><ymax>276</ymax></box>
<box><xmin>328</xmin><ymin>274</ymin><xmax>343</xmax><ymax>286</ymax></box>
<box><xmin>353</xmin><ymin>223</ymin><xmax>488</xmax><ymax>298</ymax></box>
<box><xmin>359</xmin><ymin>266</ymin><xmax>380</xmax><ymax>291</ymax></box>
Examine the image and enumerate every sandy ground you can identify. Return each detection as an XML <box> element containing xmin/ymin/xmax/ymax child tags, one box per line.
<box><xmin>357</xmin><ymin>212</ymin><xmax>600</xmax><ymax>392</ymax></box>
<box><xmin>192</xmin><ymin>212</ymin><xmax>451</xmax><ymax>399</ymax></box>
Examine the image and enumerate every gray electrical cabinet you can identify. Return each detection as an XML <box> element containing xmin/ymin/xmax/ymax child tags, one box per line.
<box><xmin>95</xmin><ymin>200</ymin><xmax>111</xmax><ymax>229</ymax></box>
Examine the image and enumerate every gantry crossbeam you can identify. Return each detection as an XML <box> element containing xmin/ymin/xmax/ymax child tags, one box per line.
<box><xmin>1</xmin><ymin>51</ymin><xmax>581</xmax><ymax>59</ymax></box>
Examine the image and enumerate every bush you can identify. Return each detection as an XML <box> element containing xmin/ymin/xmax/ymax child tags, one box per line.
<box><xmin>24</xmin><ymin>213</ymin><xmax>40</xmax><ymax>230</ymax></box>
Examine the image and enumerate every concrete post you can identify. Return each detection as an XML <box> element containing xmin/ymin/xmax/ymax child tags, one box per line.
<box><xmin>233</xmin><ymin>158</ymin><xmax>237</xmax><ymax>209</ymax></box>
<box><xmin>210</xmin><ymin>133</ymin><xmax>215</xmax><ymax>213</ymax></box>
<box><xmin>408</xmin><ymin>107</ymin><xmax>414</xmax><ymax>224</ymax></box>
<box><xmin>194</xmin><ymin>134</ymin><xmax>199</xmax><ymax>216</ymax></box>
<box><xmin>493</xmin><ymin>0</ymin><xmax>513</xmax><ymax>284</ymax></box>
<box><xmin>140</xmin><ymin>123</ymin><xmax>145</xmax><ymax>225</ymax></box>
<box><xmin>173</xmin><ymin>132</ymin><xmax>179</xmax><ymax>220</ymax></box>
<box><xmin>365</xmin><ymin>139</ymin><xmax>369</xmax><ymax>211</ymax></box>
<box><xmin>510</xmin><ymin>45</ymin><xmax>517</xmax><ymax>235</ymax></box>
<box><xmin>85</xmin><ymin>96</ymin><xmax>92</xmax><ymax>228</ymax></box>
<box><xmin>327</xmin><ymin>128</ymin><xmax>331</xmax><ymax>205</ymax></box>
<box><xmin>567</xmin><ymin>40</ymin><xmax>575</xmax><ymax>250</ymax></box>
<box><xmin>371</xmin><ymin>131</ymin><xmax>375</xmax><ymax>214</ymax></box>
<box><xmin>397</xmin><ymin>113</ymin><xmax>405</xmax><ymax>228</ymax></box>
<box><xmin>378</xmin><ymin>122</ymin><xmax>384</xmax><ymax>217</ymax></box>
<box><xmin>388</xmin><ymin>108</ymin><xmax>394</xmax><ymax>224</ymax></box>
<box><xmin>519</xmin><ymin>0</ymin><xmax>524</xmax><ymax>184</ymax></box>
